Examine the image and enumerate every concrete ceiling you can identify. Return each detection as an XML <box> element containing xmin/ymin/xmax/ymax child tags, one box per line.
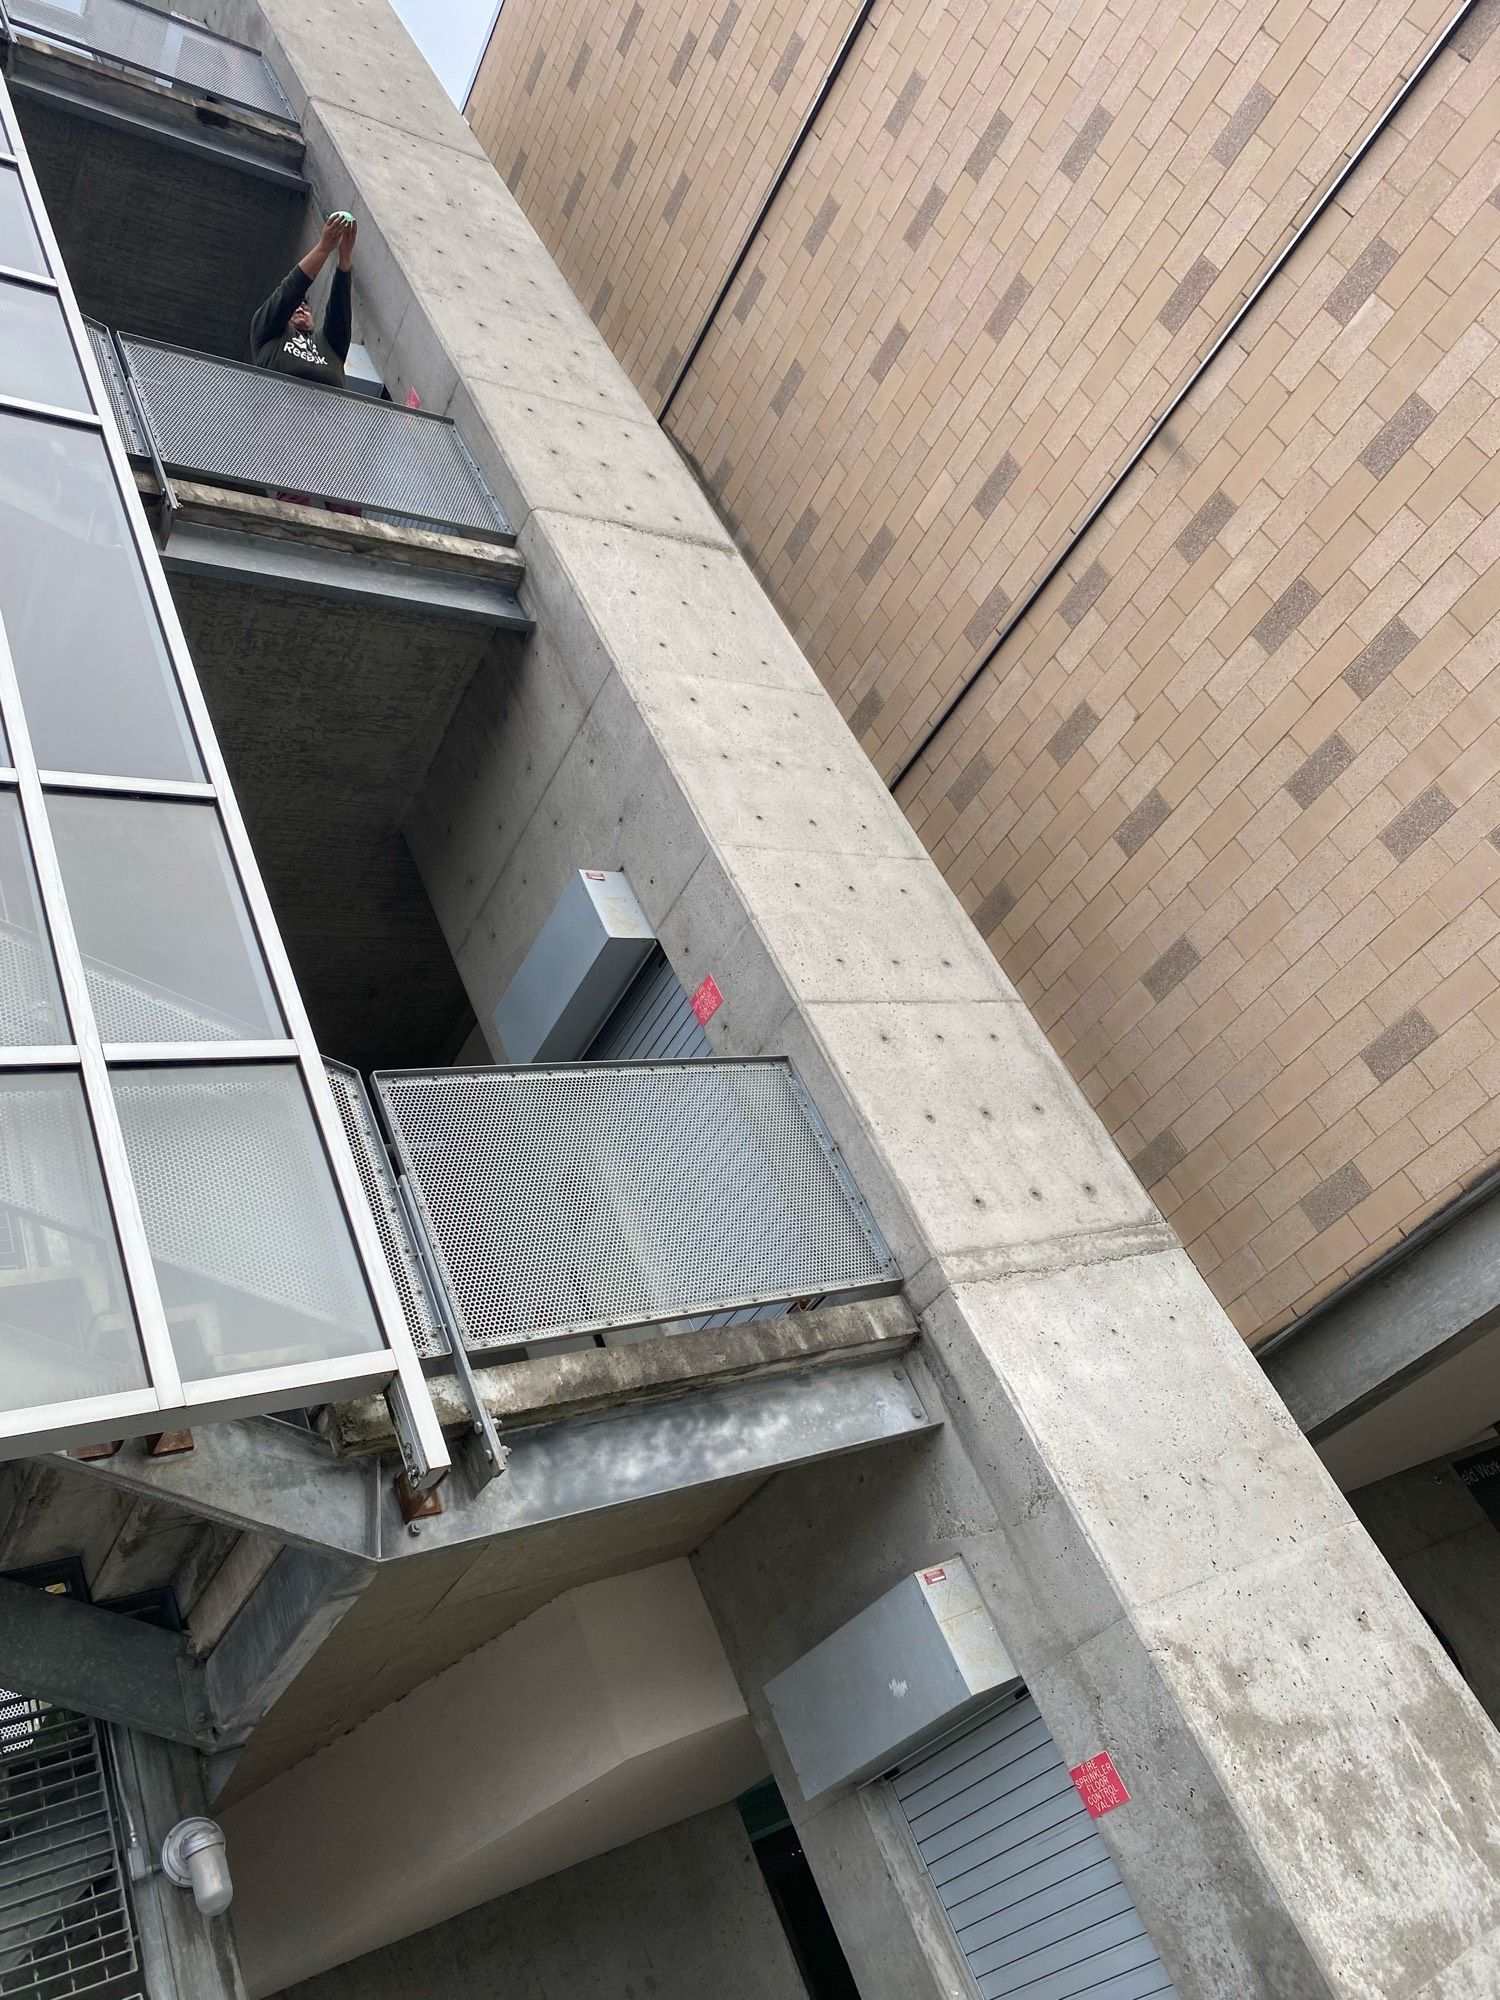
<box><xmin>1320</xmin><ymin>1315</ymin><xmax>1500</xmax><ymax>1493</ymax></box>
<box><xmin>173</xmin><ymin>572</ymin><xmax>516</xmax><ymax>1070</ymax></box>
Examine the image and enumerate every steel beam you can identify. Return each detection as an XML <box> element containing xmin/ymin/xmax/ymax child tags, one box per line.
<box><xmin>51</xmin><ymin>1356</ymin><xmax>937</xmax><ymax>1562</ymax></box>
<box><xmin>203</xmin><ymin>1545</ymin><xmax>371</xmax><ymax>1739</ymax></box>
<box><xmin>0</xmin><ymin>1576</ymin><xmax>216</xmax><ymax>1749</ymax></box>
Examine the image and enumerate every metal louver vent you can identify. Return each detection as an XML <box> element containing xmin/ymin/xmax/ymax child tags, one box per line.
<box><xmin>373</xmin><ymin>1060</ymin><xmax>899</xmax><ymax>1352</ymax></box>
<box><xmin>0</xmin><ymin>1693</ymin><xmax>144</xmax><ymax>2000</ymax></box>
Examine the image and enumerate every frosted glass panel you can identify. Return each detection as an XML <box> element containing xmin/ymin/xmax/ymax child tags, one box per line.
<box><xmin>112</xmin><ymin>1065</ymin><xmax>381</xmax><ymax>1382</ymax></box>
<box><xmin>0</xmin><ymin>792</ymin><xmax>66</xmax><ymax>1045</ymax></box>
<box><xmin>0</xmin><ymin>167</ymin><xmax>46</xmax><ymax>279</ymax></box>
<box><xmin>0</xmin><ymin>414</ymin><xmax>201</xmax><ymax>779</ymax></box>
<box><xmin>0</xmin><ymin>280</ymin><xmax>89</xmax><ymax>412</ymax></box>
<box><xmin>0</xmin><ymin>1070</ymin><xmax>142</xmax><ymax>1412</ymax></box>
<box><xmin>50</xmin><ymin>794</ymin><xmax>282</xmax><ymax>1044</ymax></box>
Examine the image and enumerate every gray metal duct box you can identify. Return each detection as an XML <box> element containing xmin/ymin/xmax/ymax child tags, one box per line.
<box><xmin>494</xmin><ymin>870</ymin><xmax>655</xmax><ymax>1062</ymax></box>
<box><xmin>764</xmin><ymin>1558</ymin><xmax>1019</xmax><ymax>1800</ymax></box>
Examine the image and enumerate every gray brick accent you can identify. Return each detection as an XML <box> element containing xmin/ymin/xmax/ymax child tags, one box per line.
<box><xmin>973</xmin><ymin>453</ymin><xmax>1020</xmax><ymax>519</ymax></box>
<box><xmin>1453</xmin><ymin>0</ymin><xmax>1500</xmax><ymax>59</ymax></box>
<box><xmin>963</xmin><ymin>579</ymin><xmax>1012</xmax><ymax>649</ymax></box>
<box><xmin>561</xmin><ymin>171</ymin><xmax>585</xmax><ymax>220</ymax></box>
<box><xmin>803</xmin><ymin>196</ymin><xmax>840</xmax><ymax>257</ymax></box>
<box><xmin>1251</xmin><ymin>576</ymin><xmax>1319</xmax><ymax>654</ymax></box>
<box><xmin>1210</xmin><ymin>82</ymin><xmax>1273</xmax><ymax>167</ymax></box>
<box><xmin>566</xmin><ymin>40</ymin><xmax>591</xmax><ymax>91</ymax></box>
<box><xmin>964</xmin><ymin>108</ymin><xmax>1013</xmax><ymax>179</ymax></box>
<box><xmin>591</xmin><ymin>278</ymin><xmax>613</xmax><ymax>321</ymax></box>
<box><xmin>524</xmin><ymin>46</ymin><xmax>545</xmax><ymax>93</ymax></box>
<box><xmin>1060</xmin><ymin>105</ymin><xmax>1112</xmax><ymax>181</ymax></box>
<box><xmin>1143</xmin><ymin>935</ymin><xmax>1200</xmax><ymax>1001</ymax></box>
<box><xmin>856</xmin><ymin>526</ymin><xmax>895</xmax><ymax>585</ymax></box>
<box><xmin>611</xmin><ymin>137</ymin><xmax>637</xmax><ymax>189</ymax></box>
<box><xmin>985</xmin><ymin>274</ymin><xmax>1032</xmax><ymax>342</ymax></box>
<box><xmin>784</xmin><ymin>506</ymin><xmax>818</xmax><ymax>564</ymax></box>
<box><xmin>708</xmin><ymin>3</ymin><xmax>740</xmax><ymax>58</ymax></box>
<box><xmin>870</xmin><ymin>321</ymin><xmax>910</xmax><ymax>384</ymax></box>
<box><xmin>663</xmin><ymin>170</ymin><xmax>691</xmax><ymax>226</ymax></box>
<box><xmin>1344</xmin><ymin>616</ymin><xmax>1416</xmax><ymax>698</ymax></box>
<box><xmin>653</xmin><ymin>346</ymin><xmax>683</xmax><ymax>398</ymax></box>
<box><xmin>1116</xmin><ymin>788</ymin><xmax>1170</xmax><ymax>856</ymax></box>
<box><xmin>668</xmin><ymin>31</ymin><xmax>697</xmax><ymax>85</ymax></box>
<box><xmin>1176</xmin><ymin>489</ymin><xmax>1235</xmax><ymax>562</ymax></box>
<box><xmin>771</xmin><ymin>32</ymin><xmax>803</xmax><ymax>93</ymax></box>
<box><xmin>617</xmin><ymin>5</ymin><xmax>643</xmax><ymax>56</ymax></box>
<box><xmin>1131</xmin><ymin>1129</ymin><xmax>1186</xmax><ymax>1187</ymax></box>
<box><xmin>905</xmin><ymin>182</ymin><xmax>947</xmax><ymax>250</ymax></box>
<box><xmin>851</xmin><ymin>688</ymin><xmax>884</xmax><ymax>735</ymax></box>
<box><xmin>1286</xmin><ymin>735</ymin><xmax>1354</xmax><ymax>808</ymax></box>
<box><xmin>1046</xmin><ymin>701</ymin><xmax>1099</xmax><ymax>765</ymax></box>
<box><xmin>1381</xmin><ymin>784</ymin><xmax>1455</xmax><ymax>862</ymax></box>
<box><xmin>1361</xmin><ymin>1009</ymin><xmax>1438</xmax><ymax>1084</ymax></box>
<box><xmin>1302</xmin><ymin>1162</ymin><xmax>1372</xmax><ymax>1232</ymax></box>
<box><xmin>949</xmin><ymin>751</ymin><xmax>993</xmax><ymax>813</ymax></box>
<box><xmin>771</xmin><ymin>361</ymin><xmax>804</xmax><ymax>417</ymax></box>
<box><xmin>973</xmin><ymin>880</ymin><xmax>1017</xmax><ymax>934</ymax></box>
<box><xmin>508</xmin><ymin>148</ymin><xmax>527</xmax><ymax>187</ymax></box>
<box><xmin>733</xmin><ymin>268</ymin><xmax>766</xmax><ymax>323</ymax></box>
<box><xmin>1325</xmin><ymin>238</ymin><xmax>1399</xmax><ymax>326</ymax></box>
<box><xmin>1059</xmin><ymin>561</ymin><xmax>1109</xmax><ymax>627</ymax></box>
<box><xmin>1159</xmin><ymin>255</ymin><xmax>1218</xmax><ymax>334</ymax></box>
<box><xmin>885</xmin><ymin>69</ymin><xmax>926</xmax><ymax>138</ymax></box>
<box><xmin>1360</xmin><ymin>395</ymin><xmax>1436</xmax><ymax>481</ymax></box>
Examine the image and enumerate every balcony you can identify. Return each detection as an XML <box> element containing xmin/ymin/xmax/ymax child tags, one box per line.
<box><xmin>1</xmin><ymin>0</ymin><xmax>307</xmax><ymax>353</ymax></box>
<box><xmin>82</xmin><ymin>323</ymin><xmax>529</xmax><ymax>1071</ymax></box>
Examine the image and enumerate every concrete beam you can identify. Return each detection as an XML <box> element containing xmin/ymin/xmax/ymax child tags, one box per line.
<box><xmin>1263</xmin><ymin>1181</ymin><xmax>1500</xmax><ymax>1436</ymax></box>
<box><xmin>0</xmin><ymin>1575</ymin><xmax>216</xmax><ymax>1749</ymax></box>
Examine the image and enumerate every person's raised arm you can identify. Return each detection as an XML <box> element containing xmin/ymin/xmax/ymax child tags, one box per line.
<box><xmin>323</xmin><ymin>217</ymin><xmax>356</xmax><ymax>362</ymax></box>
<box><xmin>249</xmin><ymin>214</ymin><xmax>345</xmax><ymax>355</ymax></box>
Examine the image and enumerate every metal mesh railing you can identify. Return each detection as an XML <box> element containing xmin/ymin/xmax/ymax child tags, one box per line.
<box><xmin>84</xmin><ymin>323</ymin><xmax>146</xmax><ymax>457</ymax></box>
<box><xmin>0</xmin><ymin>1694</ymin><xmax>144</xmax><ymax>2000</ymax></box>
<box><xmin>105</xmin><ymin>334</ymin><xmax>511</xmax><ymax>540</ymax></box>
<box><xmin>372</xmin><ymin>1061</ymin><xmax>899</xmax><ymax>1352</ymax></box>
<box><xmin>8</xmin><ymin>0</ymin><xmax>294</xmax><ymax>121</ymax></box>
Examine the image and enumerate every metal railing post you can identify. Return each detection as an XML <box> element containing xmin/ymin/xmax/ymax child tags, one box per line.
<box><xmin>110</xmin><ymin>330</ymin><xmax>177</xmax><ymax>548</ymax></box>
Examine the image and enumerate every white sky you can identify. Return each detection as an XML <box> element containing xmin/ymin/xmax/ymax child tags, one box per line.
<box><xmin>390</xmin><ymin>0</ymin><xmax>497</xmax><ymax>103</ymax></box>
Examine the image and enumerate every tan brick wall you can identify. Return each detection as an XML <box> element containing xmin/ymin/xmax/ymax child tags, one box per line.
<box><xmin>470</xmin><ymin>0</ymin><xmax>1500</xmax><ymax>1342</ymax></box>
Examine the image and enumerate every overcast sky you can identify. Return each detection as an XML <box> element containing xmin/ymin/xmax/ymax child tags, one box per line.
<box><xmin>390</xmin><ymin>0</ymin><xmax>496</xmax><ymax>102</ymax></box>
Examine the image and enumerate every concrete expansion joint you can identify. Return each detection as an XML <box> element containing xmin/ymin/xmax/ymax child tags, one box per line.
<box><xmin>528</xmin><ymin>499</ymin><xmax>733</xmax><ymax>556</ymax></box>
<box><xmin>926</xmin><ymin>1219</ymin><xmax>1178</xmax><ymax>1289</ymax></box>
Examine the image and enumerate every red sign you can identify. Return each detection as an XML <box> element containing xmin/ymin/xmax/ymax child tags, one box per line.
<box><xmin>405</xmin><ymin>386</ymin><xmax>422</xmax><ymax>409</ymax></box>
<box><xmin>690</xmin><ymin>974</ymin><xmax>723</xmax><ymax>1025</ymax></box>
<box><xmin>1070</xmin><ymin>1753</ymin><xmax>1130</xmax><ymax>1819</ymax></box>
<box><xmin>920</xmin><ymin>1567</ymin><xmax>948</xmax><ymax>1586</ymax></box>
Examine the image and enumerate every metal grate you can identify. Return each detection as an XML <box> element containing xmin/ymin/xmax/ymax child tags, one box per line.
<box><xmin>9</xmin><ymin>0</ymin><xmax>293</xmax><ymax>120</ymax></box>
<box><xmin>324</xmin><ymin>1062</ymin><xmax>446</xmax><ymax>1361</ymax></box>
<box><xmin>82</xmin><ymin>325</ymin><xmax>146</xmax><ymax>458</ymax></box>
<box><xmin>373</xmin><ymin>1060</ymin><xmax>898</xmax><ymax>1352</ymax></box>
<box><xmin>114</xmin><ymin>335</ymin><xmax>511</xmax><ymax>540</ymax></box>
<box><xmin>0</xmin><ymin>1692</ymin><xmax>144</xmax><ymax>2000</ymax></box>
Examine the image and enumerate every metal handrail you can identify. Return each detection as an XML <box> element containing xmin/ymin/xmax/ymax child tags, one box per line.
<box><xmin>6</xmin><ymin>0</ymin><xmax>295</xmax><ymax>123</ymax></box>
<box><xmin>93</xmin><ymin>326</ymin><xmax>512</xmax><ymax>544</ymax></box>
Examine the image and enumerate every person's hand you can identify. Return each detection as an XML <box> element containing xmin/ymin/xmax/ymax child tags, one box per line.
<box><xmin>317</xmin><ymin>212</ymin><xmax>345</xmax><ymax>257</ymax></box>
<box><xmin>337</xmin><ymin>215</ymin><xmax>358</xmax><ymax>272</ymax></box>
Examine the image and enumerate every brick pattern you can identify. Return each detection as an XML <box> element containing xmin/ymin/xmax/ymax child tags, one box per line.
<box><xmin>468</xmin><ymin>0</ymin><xmax>854</xmax><ymax>401</ymax></box>
<box><xmin>471</xmin><ymin>0</ymin><xmax>1500</xmax><ymax>1344</ymax></box>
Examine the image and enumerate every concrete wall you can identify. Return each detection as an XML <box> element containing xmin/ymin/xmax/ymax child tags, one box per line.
<box><xmin>221</xmin><ymin>1562</ymin><xmax>766</xmax><ymax>1995</ymax></box>
<box><xmin>1352</xmin><ymin>1450</ymin><xmax>1500</xmax><ymax>1730</ymax></box>
<box><xmin>266</xmin><ymin>1805</ymin><xmax>804</xmax><ymax>2000</ymax></box>
<box><xmin>468</xmin><ymin>0</ymin><xmax>1500</xmax><ymax>1353</ymax></box>
<box><xmin>159</xmin><ymin>3</ymin><xmax>1500</xmax><ymax>1994</ymax></box>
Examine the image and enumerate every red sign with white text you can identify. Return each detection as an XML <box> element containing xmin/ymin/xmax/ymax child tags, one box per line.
<box><xmin>690</xmin><ymin>974</ymin><xmax>723</xmax><ymax>1025</ymax></box>
<box><xmin>1070</xmin><ymin>1753</ymin><xmax>1130</xmax><ymax>1818</ymax></box>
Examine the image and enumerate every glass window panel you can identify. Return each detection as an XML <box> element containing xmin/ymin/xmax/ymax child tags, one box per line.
<box><xmin>0</xmin><ymin>167</ymin><xmax>46</xmax><ymax>280</ymax></box>
<box><xmin>0</xmin><ymin>278</ymin><xmax>89</xmax><ymax>412</ymax></box>
<box><xmin>0</xmin><ymin>1070</ymin><xmax>143</xmax><ymax>1413</ymax></box>
<box><xmin>0</xmin><ymin>793</ymin><xmax>66</xmax><ymax>1045</ymax></box>
<box><xmin>49</xmin><ymin>794</ymin><xmax>282</xmax><ymax>1044</ymax></box>
<box><xmin>0</xmin><ymin>414</ymin><xmax>201</xmax><ymax>780</ymax></box>
<box><xmin>112</xmin><ymin>1065</ymin><xmax>383</xmax><ymax>1383</ymax></box>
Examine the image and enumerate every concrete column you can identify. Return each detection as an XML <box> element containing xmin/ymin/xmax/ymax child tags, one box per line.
<box><xmin>184</xmin><ymin>4</ymin><xmax>1500</xmax><ymax>1993</ymax></box>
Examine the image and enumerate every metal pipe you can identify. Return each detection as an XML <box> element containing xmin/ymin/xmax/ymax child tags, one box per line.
<box><xmin>888</xmin><ymin>0</ymin><xmax>1484</xmax><ymax>795</ymax></box>
<box><xmin>657</xmin><ymin>0</ymin><xmax>878</xmax><ymax>422</ymax></box>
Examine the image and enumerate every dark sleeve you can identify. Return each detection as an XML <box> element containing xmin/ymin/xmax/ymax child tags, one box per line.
<box><xmin>323</xmin><ymin>266</ymin><xmax>352</xmax><ymax>363</ymax></box>
<box><xmin>249</xmin><ymin>265</ymin><xmax>311</xmax><ymax>358</ymax></box>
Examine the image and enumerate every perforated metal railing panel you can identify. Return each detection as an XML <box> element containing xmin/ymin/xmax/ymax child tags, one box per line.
<box><xmin>324</xmin><ymin>1061</ymin><xmax>446</xmax><ymax>1361</ymax></box>
<box><xmin>84</xmin><ymin>325</ymin><xmax>146</xmax><ymax>458</ymax></box>
<box><xmin>0</xmin><ymin>1694</ymin><xmax>144</xmax><ymax>2000</ymax></box>
<box><xmin>373</xmin><ymin>1061</ymin><xmax>898</xmax><ymax>1351</ymax></box>
<box><xmin>10</xmin><ymin>0</ymin><xmax>293</xmax><ymax>119</ymax></box>
<box><xmin>115</xmin><ymin>336</ymin><xmax>511</xmax><ymax>538</ymax></box>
